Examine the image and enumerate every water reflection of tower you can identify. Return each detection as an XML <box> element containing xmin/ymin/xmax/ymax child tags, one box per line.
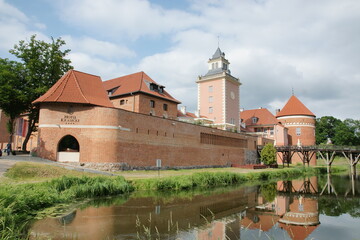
<box><xmin>277</xmin><ymin>176</ymin><xmax>320</xmax><ymax>240</ymax></box>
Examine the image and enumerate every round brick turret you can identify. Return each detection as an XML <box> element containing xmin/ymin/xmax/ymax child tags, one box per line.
<box><xmin>276</xmin><ymin>95</ymin><xmax>316</xmax><ymax>165</ymax></box>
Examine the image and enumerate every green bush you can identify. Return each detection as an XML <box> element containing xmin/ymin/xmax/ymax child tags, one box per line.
<box><xmin>260</xmin><ymin>143</ymin><xmax>277</xmax><ymax>165</ymax></box>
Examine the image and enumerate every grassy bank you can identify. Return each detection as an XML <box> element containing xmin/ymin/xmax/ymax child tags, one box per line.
<box><xmin>0</xmin><ymin>162</ymin><xmax>346</xmax><ymax>239</ymax></box>
<box><xmin>132</xmin><ymin>166</ymin><xmax>338</xmax><ymax>191</ymax></box>
<box><xmin>0</xmin><ymin>175</ymin><xmax>134</xmax><ymax>239</ymax></box>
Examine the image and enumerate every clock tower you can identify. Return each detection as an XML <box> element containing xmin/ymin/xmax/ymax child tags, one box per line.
<box><xmin>196</xmin><ymin>48</ymin><xmax>241</xmax><ymax>130</ymax></box>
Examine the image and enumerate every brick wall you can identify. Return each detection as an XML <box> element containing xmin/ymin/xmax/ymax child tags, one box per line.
<box><xmin>278</xmin><ymin>115</ymin><xmax>316</xmax><ymax>165</ymax></box>
<box><xmin>37</xmin><ymin>103</ymin><xmax>258</xmax><ymax>169</ymax></box>
<box><xmin>110</xmin><ymin>93</ymin><xmax>178</xmax><ymax>119</ymax></box>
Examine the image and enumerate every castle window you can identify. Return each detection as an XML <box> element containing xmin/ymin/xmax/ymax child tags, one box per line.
<box><xmin>150</xmin><ymin>100</ymin><xmax>155</xmax><ymax>108</ymax></box>
<box><xmin>223</xmin><ymin>63</ymin><xmax>227</xmax><ymax>70</ymax></box>
<box><xmin>209</xmin><ymin>107</ymin><xmax>213</xmax><ymax>114</ymax></box>
<box><xmin>209</xmin><ymin>96</ymin><xmax>213</xmax><ymax>103</ymax></box>
<box><xmin>296</xmin><ymin>128</ymin><xmax>301</xmax><ymax>136</ymax></box>
<box><xmin>209</xmin><ymin>86</ymin><xmax>213</xmax><ymax>92</ymax></box>
<box><xmin>270</xmin><ymin>128</ymin><xmax>274</xmax><ymax>136</ymax></box>
<box><xmin>120</xmin><ymin>100</ymin><xmax>125</xmax><ymax>105</ymax></box>
<box><xmin>163</xmin><ymin>104</ymin><xmax>168</xmax><ymax>111</ymax></box>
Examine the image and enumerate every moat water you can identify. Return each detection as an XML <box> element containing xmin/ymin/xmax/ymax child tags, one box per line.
<box><xmin>30</xmin><ymin>173</ymin><xmax>360</xmax><ymax>240</ymax></box>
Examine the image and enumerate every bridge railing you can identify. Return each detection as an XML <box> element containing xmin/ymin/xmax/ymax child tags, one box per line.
<box><xmin>257</xmin><ymin>145</ymin><xmax>360</xmax><ymax>152</ymax></box>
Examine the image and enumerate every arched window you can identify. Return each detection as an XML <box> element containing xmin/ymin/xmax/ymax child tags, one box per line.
<box><xmin>58</xmin><ymin>135</ymin><xmax>79</xmax><ymax>152</ymax></box>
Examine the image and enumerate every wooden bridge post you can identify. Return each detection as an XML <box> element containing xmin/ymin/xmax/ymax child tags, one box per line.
<box><xmin>342</xmin><ymin>151</ymin><xmax>360</xmax><ymax>176</ymax></box>
<box><xmin>318</xmin><ymin>150</ymin><xmax>336</xmax><ymax>173</ymax></box>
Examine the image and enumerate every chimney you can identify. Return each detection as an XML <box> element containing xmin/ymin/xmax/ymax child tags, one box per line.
<box><xmin>275</xmin><ymin>109</ymin><xmax>280</xmax><ymax>115</ymax></box>
<box><xmin>240</xmin><ymin>108</ymin><xmax>244</xmax><ymax>112</ymax></box>
<box><xmin>195</xmin><ymin>110</ymin><xmax>200</xmax><ymax>118</ymax></box>
<box><xmin>180</xmin><ymin>106</ymin><xmax>186</xmax><ymax>115</ymax></box>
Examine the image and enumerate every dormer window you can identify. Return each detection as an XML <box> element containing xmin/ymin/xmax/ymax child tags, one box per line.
<box><xmin>149</xmin><ymin>83</ymin><xmax>165</xmax><ymax>94</ymax></box>
<box><xmin>107</xmin><ymin>87</ymin><xmax>118</xmax><ymax>96</ymax></box>
<box><xmin>252</xmin><ymin>117</ymin><xmax>259</xmax><ymax>124</ymax></box>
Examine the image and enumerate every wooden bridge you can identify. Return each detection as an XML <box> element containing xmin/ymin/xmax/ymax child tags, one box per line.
<box><xmin>257</xmin><ymin>145</ymin><xmax>360</xmax><ymax>174</ymax></box>
<box><xmin>277</xmin><ymin>175</ymin><xmax>359</xmax><ymax>199</ymax></box>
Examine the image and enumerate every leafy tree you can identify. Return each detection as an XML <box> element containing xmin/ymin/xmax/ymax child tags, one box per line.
<box><xmin>0</xmin><ymin>59</ymin><xmax>28</xmax><ymax>143</ymax></box>
<box><xmin>260</xmin><ymin>143</ymin><xmax>277</xmax><ymax>165</ymax></box>
<box><xmin>6</xmin><ymin>35</ymin><xmax>73</xmax><ymax>151</ymax></box>
<box><xmin>315</xmin><ymin>116</ymin><xmax>342</xmax><ymax>144</ymax></box>
<box><xmin>316</xmin><ymin>116</ymin><xmax>360</xmax><ymax>146</ymax></box>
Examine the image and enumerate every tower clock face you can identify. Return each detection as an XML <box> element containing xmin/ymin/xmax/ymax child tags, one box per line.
<box><xmin>230</xmin><ymin>91</ymin><xmax>235</xmax><ymax>100</ymax></box>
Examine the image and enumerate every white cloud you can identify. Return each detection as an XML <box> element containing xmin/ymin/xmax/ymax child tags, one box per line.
<box><xmin>56</xmin><ymin>0</ymin><xmax>202</xmax><ymax>39</ymax></box>
<box><xmin>62</xmin><ymin>36</ymin><xmax>136</xmax><ymax>59</ymax></box>
<box><xmin>68</xmin><ymin>52</ymin><xmax>129</xmax><ymax>80</ymax></box>
<box><xmin>0</xmin><ymin>0</ymin><xmax>48</xmax><ymax>54</ymax></box>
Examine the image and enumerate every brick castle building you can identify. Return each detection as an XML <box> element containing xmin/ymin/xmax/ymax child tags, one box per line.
<box><xmin>1</xmin><ymin>47</ymin><xmax>316</xmax><ymax>167</ymax></box>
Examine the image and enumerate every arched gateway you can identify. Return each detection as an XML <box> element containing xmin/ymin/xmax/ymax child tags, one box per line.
<box><xmin>57</xmin><ymin>135</ymin><xmax>80</xmax><ymax>162</ymax></box>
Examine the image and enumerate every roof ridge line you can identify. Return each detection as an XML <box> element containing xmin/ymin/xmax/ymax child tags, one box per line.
<box><xmin>139</xmin><ymin>71</ymin><xmax>144</xmax><ymax>91</ymax></box>
<box><xmin>53</xmin><ymin>72</ymin><xmax>71</xmax><ymax>101</ymax></box>
<box><xmin>73</xmin><ymin>71</ymin><xmax>90</xmax><ymax>104</ymax></box>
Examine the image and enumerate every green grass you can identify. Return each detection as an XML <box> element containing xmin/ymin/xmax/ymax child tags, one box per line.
<box><xmin>3</xmin><ymin>162</ymin><xmax>98</xmax><ymax>182</ymax></box>
<box><xmin>132</xmin><ymin>167</ymin><xmax>327</xmax><ymax>191</ymax></box>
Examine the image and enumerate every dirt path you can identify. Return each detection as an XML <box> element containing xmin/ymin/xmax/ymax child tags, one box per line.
<box><xmin>0</xmin><ymin>154</ymin><xmax>269</xmax><ymax>180</ymax></box>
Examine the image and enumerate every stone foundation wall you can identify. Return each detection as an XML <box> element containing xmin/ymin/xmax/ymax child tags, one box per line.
<box><xmin>65</xmin><ymin>162</ymin><xmax>231</xmax><ymax>172</ymax></box>
<box><xmin>245</xmin><ymin>150</ymin><xmax>259</xmax><ymax>165</ymax></box>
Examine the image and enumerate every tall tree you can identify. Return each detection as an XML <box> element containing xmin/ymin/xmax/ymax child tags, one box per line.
<box><xmin>316</xmin><ymin>116</ymin><xmax>360</xmax><ymax>146</ymax></box>
<box><xmin>315</xmin><ymin>116</ymin><xmax>342</xmax><ymax>144</ymax></box>
<box><xmin>0</xmin><ymin>59</ymin><xmax>28</xmax><ymax>143</ymax></box>
<box><xmin>6</xmin><ymin>35</ymin><xmax>73</xmax><ymax>151</ymax></box>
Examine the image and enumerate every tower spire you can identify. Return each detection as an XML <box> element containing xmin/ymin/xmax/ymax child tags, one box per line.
<box><xmin>217</xmin><ymin>35</ymin><xmax>220</xmax><ymax>48</ymax></box>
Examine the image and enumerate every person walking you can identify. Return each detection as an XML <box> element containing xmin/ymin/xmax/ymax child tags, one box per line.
<box><xmin>6</xmin><ymin>143</ymin><xmax>12</xmax><ymax>156</ymax></box>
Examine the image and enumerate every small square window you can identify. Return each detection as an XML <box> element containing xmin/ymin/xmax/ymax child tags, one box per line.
<box><xmin>209</xmin><ymin>107</ymin><xmax>213</xmax><ymax>114</ymax></box>
<box><xmin>296</xmin><ymin>128</ymin><xmax>301</xmax><ymax>136</ymax></box>
<box><xmin>209</xmin><ymin>96</ymin><xmax>213</xmax><ymax>103</ymax></box>
<box><xmin>209</xmin><ymin>86</ymin><xmax>213</xmax><ymax>92</ymax></box>
<box><xmin>163</xmin><ymin>104</ymin><xmax>168</xmax><ymax>111</ymax></box>
<box><xmin>120</xmin><ymin>100</ymin><xmax>125</xmax><ymax>105</ymax></box>
<box><xmin>150</xmin><ymin>100</ymin><xmax>155</xmax><ymax>108</ymax></box>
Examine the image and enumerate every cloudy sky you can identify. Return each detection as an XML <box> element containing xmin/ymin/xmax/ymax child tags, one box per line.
<box><xmin>1</xmin><ymin>0</ymin><xmax>359</xmax><ymax>120</ymax></box>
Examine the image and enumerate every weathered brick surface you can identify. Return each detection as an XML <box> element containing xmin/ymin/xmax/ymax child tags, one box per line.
<box><xmin>278</xmin><ymin>116</ymin><xmax>316</xmax><ymax>165</ymax></box>
<box><xmin>37</xmin><ymin>103</ymin><xmax>258</xmax><ymax>168</ymax></box>
<box><xmin>110</xmin><ymin>94</ymin><xmax>178</xmax><ymax>119</ymax></box>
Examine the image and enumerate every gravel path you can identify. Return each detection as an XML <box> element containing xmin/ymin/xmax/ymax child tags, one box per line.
<box><xmin>0</xmin><ymin>154</ymin><xmax>118</xmax><ymax>177</ymax></box>
<box><xmin>0</xmin><ymin>154</ymin><xmax>265</xmax><ymax>180</ymax></box>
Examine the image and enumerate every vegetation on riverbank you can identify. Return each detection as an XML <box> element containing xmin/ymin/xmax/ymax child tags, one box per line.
<box><xmin>0</xmin><ymin>162</ymin><xmax>348</xmax><ymax>239</ymax></box>
<box><xmin>132</xmin><ymin>166</ymin><xmax>337</xmax><ymax>191</ymax></box>
<box><xmin>0</xmin><ymin>175</ymin><xmax>134</xmax><ymax>240</ymax></box>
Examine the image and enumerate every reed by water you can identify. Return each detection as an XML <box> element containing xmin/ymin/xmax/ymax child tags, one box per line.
<box><xmin>0</xmin><ymin>164</ymin><xmax>343</xmax><ymax>240</ymax></box>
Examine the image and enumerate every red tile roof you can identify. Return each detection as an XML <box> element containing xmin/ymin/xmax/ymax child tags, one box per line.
<box><xmin>278</xmin><ymin>222</ymin><xmax>318</xmax><ymax>240</ymax></box>
<box><xmin>241</xmin><ymin>108</ymin><xmax>279</xmax><ymax>126</ymax></box>
<box><xmin>103</xmin><ymin>72</ymin><xmax>181</xmax><ymax>104</ymax></box>
<box><xmin>33</xmin><ymin>70</ymin><xmax>113</xmax><ymax>108</ymax></box>
<box><xmin>177</xmin><ymin>110</ymin><xmax>208</xmax><ymax>118</ymax></box>
<box><xmin>276</xmin><ymin>95</ymin><xmax>315</xmax><ymax>117</ymax></box>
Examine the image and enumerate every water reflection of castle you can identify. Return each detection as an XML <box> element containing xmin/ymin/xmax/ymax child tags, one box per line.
<box><xmin>242</xmin><ymin>177</ymin><xmax>319</xmax><ymax>240</ymax></box>
<box><xmin>31</xmin><ymin>178</ymin><xmax>321</xmax><ymax>240</ymax></box>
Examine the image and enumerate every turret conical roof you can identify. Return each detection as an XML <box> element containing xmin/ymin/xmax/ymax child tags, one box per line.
<box><xmin>276</xmin><ymin>95</ymin><xmax>315</xmax><ymax>118</ymax></box>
